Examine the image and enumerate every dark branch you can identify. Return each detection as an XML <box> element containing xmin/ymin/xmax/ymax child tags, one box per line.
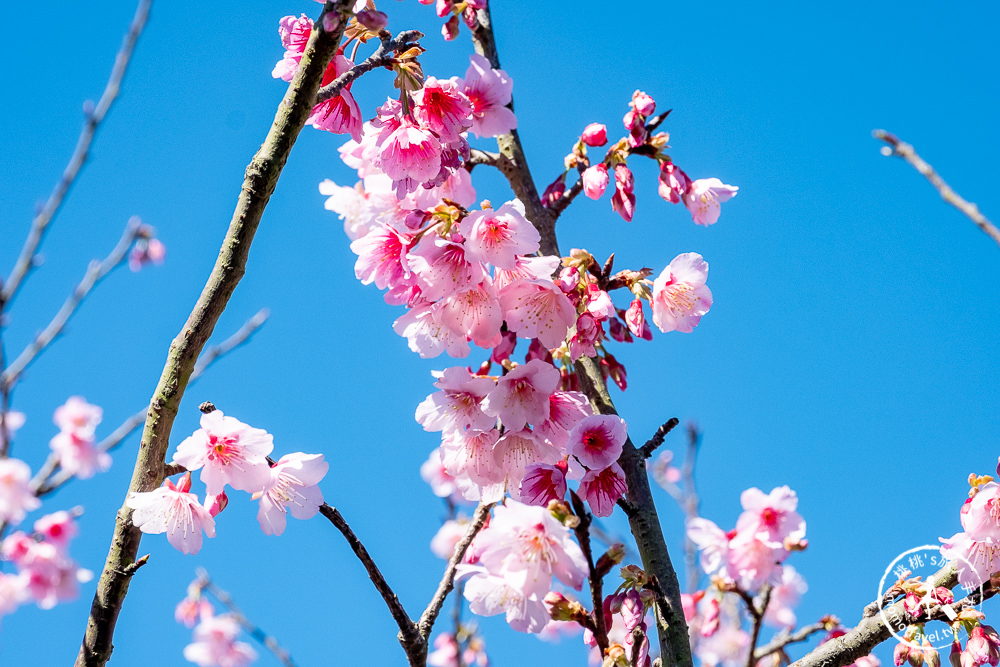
<box><xmin>315</xmin><ymin>29</ymin><xmax>424</xmax><ymax>103</ymax></box>
<box><xmin>639</xmin><ymin>418</ymin><xmax>680</xmax><ymax>459</ymax></box>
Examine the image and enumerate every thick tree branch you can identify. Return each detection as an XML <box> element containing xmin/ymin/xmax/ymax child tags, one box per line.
<box><xmin>319</xmin><ymin>504</ymin><xmax>423</xmax><ymax>665</ymax></box>
<box><xmin>1</xmin><ymin>217</ymin><xmax>144</xmax><ymax>396</ymax></box>
<box><xmin>1</xmin><ymin>0</ymin><xmax>150</xmax><ymax>308</ymax></box>
<box><xmin>73</xmin><ymin>3</ymin><xmax>353</xmax><ymax>664</ymax></box>
<box><xmin>576</xmin><ymin>356</ymin><xmax>692</xmax><ymax>667</ymax></box>
<box><xmin>873</xmin><ymin>130</ymin><xmax>1000</xmax><ymax>249</ymax></box>
<box><xmin>469</xmin><ymin>4</ymin><xmax>558</xmax><ymax>257</ymax></box>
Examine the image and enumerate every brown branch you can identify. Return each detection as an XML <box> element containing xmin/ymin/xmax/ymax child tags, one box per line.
<box><xmin>319</xmin><ymin>504</ymin><xmax>423</xmax><ymax>665</ymax></box>
<box><xmin>315</xmin><ymin>29</ymin><xmax>424</xmax><ymax>103</ymax></box>
<box><xmin>575</xmin><ymin>356</ymin><xmax>692</xmax><ymax>667</ymax></box>
<box><xmin>638</xmin><ymin>418</ymin><xmax>680</xmax><ymax>459</ymax></box>
<box><xmin>73</xmin><ymin>3</ymin><xmax>353</xmax><ymax>664</ymax></box>
<box><xmin>1</xmin><ymin>217</ymin><xmax>144</xmax><ymax>395</ymax></box>
<box><xmin>570</xmin><ymin>490</ymin><xmax>610</xmax><ymax>653</ymax></box>
<box><xmin>1</xmin><ymin>0</ymin><xmax>150</xmax><ymax>308</ymax></box>
<box><xmin>743</xmin><ymin>585</ymin><xmax>772</xmax><ymax>667</ymax></box>
<box><xmin>790</xmin><ymin>562</ymin><xmax>959</xmax><ymax>667</ymax></box>
<box><xmin>469</xmin><ymin>4</ymin><xmax>558</xmax><ymax>257</ymax></box>
<box><xmin>755</xmin><ymin>621</ymin><xmax>830</xmax><ymax>661</ymax></box>
<box><xmin>30</xmin><ymin>310</ymin><xmax>268</xmax><ymax>498</ymax></box>
<box><xmin>418</xmin><ymin>502</ymin><xmax>494</xmax><ymax>645</ymax></box>
<box><xmin>873</xmin><ymin>130</ymin><xmax>1000</xmax><ymax>249</ymax></box>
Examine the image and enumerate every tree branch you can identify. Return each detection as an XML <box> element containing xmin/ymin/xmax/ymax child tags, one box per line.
<box><xmin>417</xmin><ymin>502</ymin><xmax>494</xmax><ymax>645</ymax></box>
<box><xmin>638</xmin><ymin>418</ymin><xmax>680</xmax><ymax>459</ymax></box>
<box><xmin>755</xmin><ymin>621</ymin><xmax>831</xmax><ymax>661</ymax></box>
<box><xmin>1</xmin><ymin>0</ymin><xmax>150</xmax><ymax>308</ymax></box>
<box><xmin>319</xmin><ymin>504</ymin><xmax>423</xmax><ymax>665</ymax></box>
<box><xmin>873</xmin><ymin>129</ymin><xmax>1000</xmax><ymax>249</ymax></box>
<box><xmin>1</xmin><ymin>217</ymin><xmax>144</xmax><ymax>395</ymax></box>
<box><xmin>315</xmin><ymin>29</ymin><xmax>424</xmax><ymax>104</ymax></box>
<box><xmin>73</xmin><ymin>3</ymin><xmax>353</xmax><ymax>664</ymax></box>
<box><xmin>570</xmin><ymin>490</ymin><xmax>610</xmax><ymax>653</ymax></box>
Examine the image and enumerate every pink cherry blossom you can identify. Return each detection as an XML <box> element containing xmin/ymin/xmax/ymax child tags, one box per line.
<box><xmin>459</xmin><ymin>54</ymin><xmax>517</xmax><ymax>138</ymax></box>
<box><xmin>939</xmin><ymin>530</ymin><xmax>1000</xmax><ymax>588</ymax></box>
<box><xmin>735</xmin><ymin>486</ymin><xmax>807</xmax><ymax>549</ymax></box>
<box><xmin>683</xmin><ymin>178</ymin><xmax>739</xmax><ymax>226</ymax></box>
<box><xmin>53</xmin><ymin>396</ymin><xmax>102</xmax><ymax>435</ymax></box>
<box><xmin>183</xmin><ymin>611</ymin><xmax>257</xmax><ymax>667</ymax></box>
<box><xmin>962</xmin><ymin>482</ymin><xmax>1000</xmax><ymax>541</ymax></box>
<box><xmin>650</xmin><ymin>252</ymin><xmax>713</xmax><ymax>333</ymax></box>
<box><xmin>578</xmin><ymin>462</ymin><xmax>628</xmax><ymax>517</ymax></box>
<box><xmin>1</xmin><ymin>410</ymin><xmax>25</xmax><ymax>440</ymax></box>
<box><xmin>568</xmin><ymin>414</ymin><xmax>627</xmax><ymax>471</ymax></box>
<box><xmin>491</xmin><ymin>428</ymin><xmax>553</xmax><ymax>494</ymax></box>
<box><xmin>407</xmin><ymin>235</ymin><xmax>486</xmax><ymax>302</ymax></box>
<box><xmin>33</xmin><ymin>510</ymin><xmax>79</xmax><ymax>548</ymax></box>
<box><xmin>415</xmin><ymin>366</ymin><xmax>497</xmax><ymax>434</ymax></box>
<box><xmin>272</xmin><ymin>15</ymin><xmax>312</xmax><ymax>81</ymax></box>
<box><xmin>764</xmin><ymin>565</ymin><xmax>807</xmax><ymax>628</ymax></box>
<box><xmin>2</xmin><ymin>533</ymin><xmax>88</xmax><ymax>610</ymax></box>
<box><xmin>625</xmin><ymin>298</ymin><xmax>653</xmax><ymax>341</ymax></box>
<box><xmin>49</xmin><ymin>430</ymin><xmax>111</xmax><ymax>480</ymax></box>
<box><xmin>127</xmin><ymin>474</ymin><xmax>217</xmax><ymax>555</ymax></box>
<box><xmin>581</xmin><ymin>123</ymin><xmax>608</xmax><ymax>147</ymax></box>
<box><xmin>582</xmin><ymin>164</ymin><xmax>609</xmax><ymax>200</ymax></box>
<box><xmin>610</xmin><ymin>164</ymin><xmax>636</xmax><ymax>222</ymax></box>
<box><xmin>172</xmin><ymin>411</ymin><xmax>274</xmax><ymax>496</ymax></box>
<box><xmin>498</xmin><ymin>279</ymin><xmax>577</xmax><ymax>349</ymax></box>
<box><xmin>128</xmin><ymin>236</ymin><xmax>166</xmax><ymax>272</ymax></box>
<box><xmin>568</xmin><ymin>312</ymin><xmax>601</xmax><ymax>360</ymax></box>
<box><xmin>481</xmin><ymin>359</ymin><xmax>560</xmax><ymax>431</ymax></box>
<box><xmin>393</xmin><ymin>301</ymin><xmax>472</xmax><ymax>359</ymax></box>
<box><xmin>0</xmin><ymin>572</ymin><xmax>26</xmax><ymax>621</ymax></box>
<box><xmin>414</xmin><ymin>77</ymin><xmax>474</xmax><ymax>142</ymax></box>
<box><xmin>307</xmin><ymin>55</ymin><xmax>363</xmax><ymax>142</ymax></box>
<box><xmin>536</xmin><ymin>391</ymin><xmax>593</xmax><ymax>452</ymax></box>
<box><xmin>630</xmin><ymin>90</ymin><xmax>656</xmax><ymax>117</ymax></box>
<box><xmin>378</xmin><ymin>119</ymin><xmax>444</xmax><ymax>195</ymax></box>
<box><xmin>421</xmin><ymin>448</ymin><xmax>459</xmax><ymax>499</ymax></box>
<box><xmin>493</xmin><ymin>255</ymin><xmax>561</xmax><ymax>292</ymax></box>
<box><xmin>0</xmin><ymin>458</ymin><xmax>40</xmax><ymax>525</ymax></box>
<box><xmin>351</xmin><ymin>222</ymin><xmax>414</xmax><ymax>291</ymax></box>
<box><xmin>460</xmin><ymin>199</ymin><xmax>540</xmax><ymax>270</ymax></box>
<box><xmin>430</xmin><ymin>516</ymin><xmax>469</xmax><ymax>560</ymax></box>
<box><xmin>437</xmin><ymin>282</ymin><xmax>504</xmax><ymax>347</ymax></box>
<box><xmin>254</xmin><ymin>453</ymin><xmax>328</xmax><ymax>536</ymax></box>
<box><xmin>517</xmin><ymin>462</ymin><xmax>567</xmax><ymax>506</ymax></box>
<box><xmin>657</xmin><ymin>161</ymin><xmax>691</xmax><ymax>204</ymax></box>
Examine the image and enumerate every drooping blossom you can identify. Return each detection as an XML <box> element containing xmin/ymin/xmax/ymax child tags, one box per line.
<box><xmin>581</xmin><ymin>123</ymin><xmax>607</xmax><ymax>147</ymax></box>
<box><xmin>253</xmin><ymin>453</ymin><xmax>328</xmax><ymax>536</ymax></box>
<box><xmin>0</xmin><ymin>458</ymin><xmax>40</xmax><ymax>525</ymax></box>
<box><xmin>682</xmin><ymin>178</ymin><xmax>739</xmax><ymax>226</ymax></box>
<box><xmin>582</xmin><ymin>164</ymin><xmax>609</xmax><ymax>200</ymax></box>
<box><xmin>416</xmin><ymin>366</ymin><xmax>497</xmax><ymax>434</ymax></box>
<box><xmin>650</xmin><ymin>252</ymin><xmax>713</xmax><ymax>333</ymax></box>
<box><xmin>624</xmin><ymin>298</ymin><xmax>653</xmax><ymax>341</ymax></box>
<box><xmin>183</xmin><ymin>611</ymin><xmax>257</xmax><ymax>667</ymax></box>
<box><xmin>578</xmin><ymin>463</ymin><xmax>628</xmax><ymax>517</ymax></box>
<box><xmin>517</xmin><ymin>461</ymin><xmax>567</xmax><ymax>506</ymax></box>
<box><xmin>126</xmin><ymin>473</ymin><xmax>216</xmax><ymax>555</ymax></box>
<box><xmin>535</xmin><ymin>391</ymin><xmax>593</xmax><ymax>452</ymax></box>
<box><xmin>568</xmin><ymin>414</ymin><xmax>627</xmax><ymax>471</ymax></box>
<box><xmin>657</xmin><ymin>161</ymin><xmax>691</xmax><ymax>204</ymax></box>
<box><xmin>458</xmin><ymin>53</ymin><xmax>517</xmax><ymax>138</ymax></box>
<box><xmin>610</xmin><ymin>164</ymin><xmax>636</xmax><ymax>222</ymax></box>
<box><xmin>736</xmin><ymin>486</ymin><xmax>807</xmax><ymax>550</ymax></box>
<box><xmin>481</xmin><ymin>359</ymin><xmax>560</xmax><ymax>431</ymax></box>
<box><xmin>172</xmin><ymin>410</ymin><xmax>274</xmax><ymax>496</ymax></box>
<box><xmin>413</xmin><ymin>77</ymin><xmax>474</xmax><ymax>142</ymax></box>
<box><xmin>307</xmin><ymin>54</ymin><xmax>363</xmax><ymax>142</ymax></box>
<box><xmin>272</xmin><ymin>14</ymin><xmax>312</xmax><ymax>81</ymax></box>
<box><xmin>460</xmin><ymin>199</ymin><xmax>539</xmax><ymax>270</ymax></box>
<box><xmin>378</xmin><ymin>119</ymin><xmax>444</xmax><ymax>196</ymax></box>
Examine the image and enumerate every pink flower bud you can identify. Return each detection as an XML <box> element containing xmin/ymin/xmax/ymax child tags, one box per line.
<box><xmin>581</xmin><ymin>123</ymin><xmax>608</xmax><ymax>147</ymax></box>
<box><xmin>582</xmin><ymin>164</ymin><xmax>609</xmax><ymax>200</ymax></box>
<box><xmin>204</xmin><ymin>492</ymin><xmax>229</xmax><ymax>517</ymax></box>
<box><xmin>355</xmin><ymin>9</ymin><xmax>388</xmax><ymax>31</ymax></box>
<box><xmin>630</xmin><ymin>90</ymin><xmax>656</xmax><ymax>117</ymax></box>
<box><xmin>542</xmin><ymin>172</ymin><xmax>567</xmax><ymax>208</ymax></box>
<box><xmin>895</xmin><ymin>642</ymin><xmax>912</xmax><ymax>667</ymax></box>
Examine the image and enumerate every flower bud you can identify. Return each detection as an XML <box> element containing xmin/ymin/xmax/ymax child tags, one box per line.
<box><xmin>582</xmin><ymin>123</ymin><xmax>608</xmax><ymax>147</ymax></box>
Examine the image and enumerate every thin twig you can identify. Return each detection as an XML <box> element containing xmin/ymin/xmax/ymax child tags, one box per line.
<box><xmin>418</xmin><ymin>502</ymin><xmax>494</xmax><ymax>647</ymax></box>
<box><xmin>315</xmin><ymin>29</ymin><xmax>424</xmax><ymax>104</ymax></box>
<box><xmin>30</xmin><ymin>310</ymin><xmax>268</xmax><ymax>498</ymax></box>
<box><xmin>74</xmin><ymin>3</ymin><xmax>353</xmax><ymax>664</ymax></box>
<box><xmin>873</xmin><ymin>130</ymin><xmax>1000</xmax><ymax>249</ymax></box>
<box><xmin>2</xmin><ymin>217</ymin><xmax>144</xmax><ymax>394</ymax></box>
<box><xmin>570</xmin><ymin>490</ymin><xmax>610</xmax><ymax>653</ymax></box>
<box><xmin>319</xmin><ymin>504</ymin><xmax>423</xmax><ymax>665</ymax></box>
<box><xmin>681</xmin><ymin>423</ymin><xmax>701</xmax><ymax>593</ymax></box>
<box><xmin>196</xmin><ymin>569</ymin><xmax>297</xmax><ymax>667</ymax></box>
<box><xmin>1</xmin><ymin>0</ymin><xmax>151</xmax><ymax>308</ymax></box>
<box><xmin>744</xmin><ymin>585</ymin><xmax>772</xmax><ymax>667</ymax></box>
<box><xmin>755</xmin><ymin>621</ymin><xmax>830</xmax><ymax>661</ymax></box>
<box><xmin>638</xmin><ymin>418</ymin><xmax>680</xmax><ymax>459</ymax></box>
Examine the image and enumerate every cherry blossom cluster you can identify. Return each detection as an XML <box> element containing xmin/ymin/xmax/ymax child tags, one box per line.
<box><xmin>176</xmin><ymin>587</ymin><xmax>257</xmax><ymax>667</ymax></box>
<box><xmin>0</xmin><ymin>509</ymin><xmax>92</xmax><ymax>625</ymax></box>
<box><xmin>426</xmin><ymin>629</ymin><xmax>489</xmax><ymax>667</ymax></box>
<box><xmin>49</xmin><ymin>396</ymin><xmax>111</xmax><ymax>480</ymax></box>
<box><xmin>940</xmin><ymin>477</ymin><xmax>1000</xmax><ymax>588</ymax></box>
<box><xmin>126</xmin><ymin>409</ymin><xmax>328</xmax><ymax>554</ymax></box>
<box><xmin>561</xmin><ymin>90</ymin><xmax>738</xmax><ymax>226</ymax></box>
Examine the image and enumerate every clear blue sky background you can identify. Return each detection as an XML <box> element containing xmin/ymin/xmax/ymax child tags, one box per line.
<box><xmin>1</xmin><ymin>1</ymin><xmax>998</xmax><ymax>665</ymax></box>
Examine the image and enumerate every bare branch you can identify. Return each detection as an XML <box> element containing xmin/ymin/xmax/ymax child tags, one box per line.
<box><xmin>639</xmin><ymin>418</ymin><xmax>680</xmax><ymax>459</ymax></box>
<box><xmin>319</xmin><ymin>504</ymin><xmax>423</xmax><ymax>665</ymax></box>
<box><xmin>315</xmin><ymin>29</ymin><xmax>424</xmax><ymax>103</ymax></box>
<box><xmin>570</xmin><ymin>490</ymin><xmax>610</xmax><ymax>653</ymax></box>
<box><xmin>74</xmin><ymin>3</ymin><xmax>354</xmax><ymax>663</ymax></box>
<box><xmin>1</xmin><ymin>217</ymin><xmax>143</xmax><ymax>395</ymax></box>
<box><xmin>873</xmin><ymin>130</ymin><xmax>1000</xmax><ymax>249</ymax></box>
<box><xmin>1</xmin><ymin>0</ymin><xmax>151</xmax><ymax>308</ymax></box>
<box><xmin>755</xmin><ymin>621</ymin><xmax>831</xmax><ymax>661</ymax></box>
<box><xmin>418</xmin><ymin>502</ymin><xmax>494</xmax><ymax>643</ymax></box>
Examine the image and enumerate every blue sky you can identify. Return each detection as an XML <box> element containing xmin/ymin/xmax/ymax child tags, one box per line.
<box><xmin>1</xmin><ymin>0</ymin><xmax>998</xmax><ymax>665</ymax></box>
